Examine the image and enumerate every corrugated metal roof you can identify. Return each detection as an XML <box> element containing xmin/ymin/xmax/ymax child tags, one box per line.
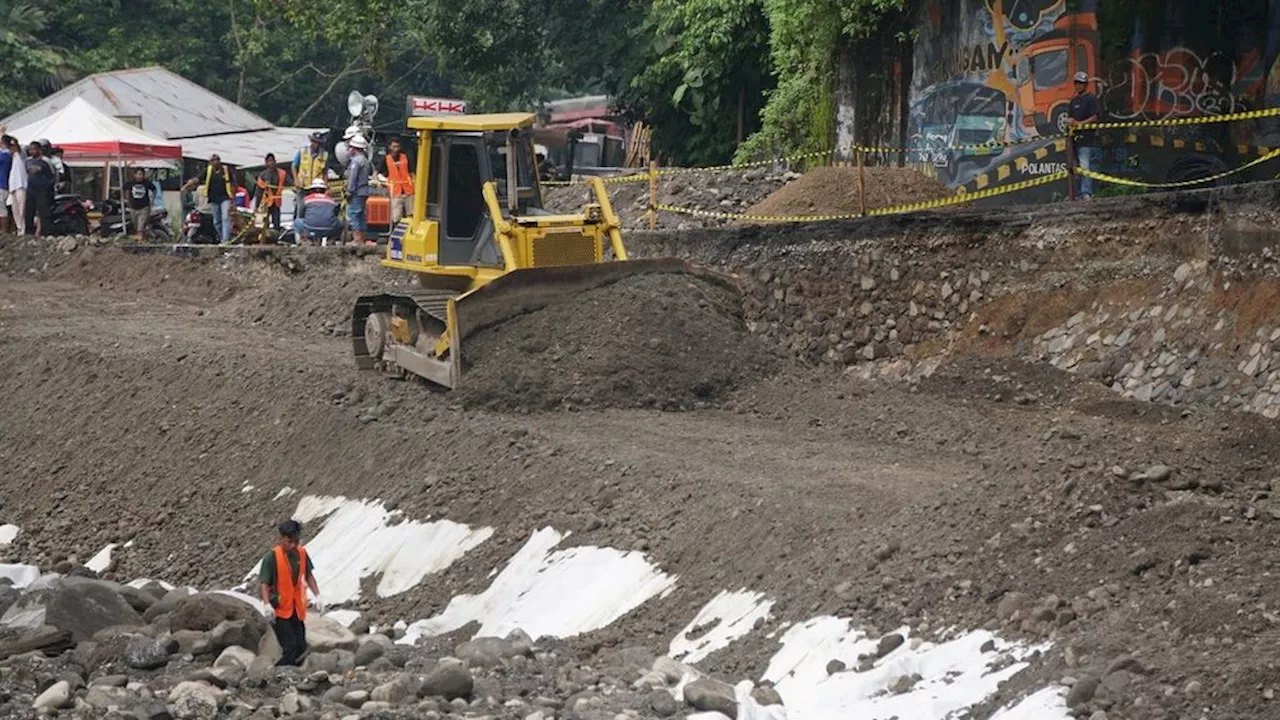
<box><xmin>180</xmin><ymin>127</ymin><xmax>326</xmax><ymax>168</ymax></box>
<box><xmin>1</xmin><ymin>67</ymin><xmax>274</xmax><ymax>140</ymax></box>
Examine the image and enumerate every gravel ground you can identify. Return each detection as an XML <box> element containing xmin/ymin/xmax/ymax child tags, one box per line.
<box><xmin>5</xmin><ymin>183</ymin><xmax>1280</xmax><ymax>719</ymax></box>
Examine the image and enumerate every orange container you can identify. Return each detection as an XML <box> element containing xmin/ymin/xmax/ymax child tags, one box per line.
<box><xmin>366</xmin><ymin>196</ymin><xmax>390</xmax><ymax>228</ymax></box>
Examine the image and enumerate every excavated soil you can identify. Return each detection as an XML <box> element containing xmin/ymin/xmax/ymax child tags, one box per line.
<box><xmin>458</xmin><ymin>273</ymin><xmax>780</xmax><ymax>411</ymax></box>
<box><xmin>743</xmin><ymin>166</ymin><xmax>951</xmax><ymax>218</ymax></box>
<box><xmin>543</xmin><ymin>167</ymin><xmax>789</xmax><ymax>231</ymax></box>
<box><xmin>7</xmin><ymin>183</ymin><xmax>1280</xmax><ymax>720</ymax></box>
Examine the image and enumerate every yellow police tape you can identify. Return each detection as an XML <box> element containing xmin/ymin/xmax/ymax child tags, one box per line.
<box><xmin>549</xmin><ymin>106</ymin><xmax>1280</xmax><ymax>188</ymax></box>
<box><xmin>543</xmin><ymin>173</ymin><xmax>651</xmax><ymax>187</ymax></box>
<box><xmin>545</xmin><ymin>137</ymin><xmax>1064</xmax><ymax>185</ymax></box>
<box><xmin>652</xmin><ymin>171</ymin><xmax>1069</xmax><ymax>223</ymax></box>
<box><xmin>1078</xmin><ymin>147</ymin><xmax>1280</xmax><ymax>189</ymax></box>
<box><xmin>542</xmin><ymin>148</ymin><xmax>838</xmax><ymax>187</ymax></box>
<box><xmin>661</xmin><ymin>149</ymin><xmax>836</xmax><ymax>175</ymax></box>
<box><xmin>1077</xmin><ymin>105</ymin><xmax>1280</xmax><ymax>132</ymax></box>
<box><xmin>856</xmin><ymin>135</ymin><xmax>1066</xmax><ymax>155</ymax></box>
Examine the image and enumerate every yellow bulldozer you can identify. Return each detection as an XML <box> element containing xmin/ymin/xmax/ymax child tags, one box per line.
<box><xmin>351</xmin><ymin>112</ymin><xmax>708</xmax><ymax>388</ymax></box>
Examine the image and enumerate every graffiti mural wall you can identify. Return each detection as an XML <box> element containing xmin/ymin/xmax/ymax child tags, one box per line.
<box><xmin>909</xmin><ymin>0</ymin><xmax>1280</xmax><ymax>197</ymax></box>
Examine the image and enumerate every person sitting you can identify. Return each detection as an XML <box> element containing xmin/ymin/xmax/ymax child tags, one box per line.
<box><xmin>293</xmin><ymin>179</ymin><xmax>342</xmax><ymax>245</ymax></box>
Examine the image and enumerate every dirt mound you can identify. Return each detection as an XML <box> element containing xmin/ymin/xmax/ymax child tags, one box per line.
<box><xmin>457</xmin><ymin>273</ymin><xmax>780</xmax><ymax>411</ymax></box>
<box><xmin>543</xmin><ymin>167</ymin><xmax>789</xmax><ymax>231</ymax></box>
<box><xmin>51</xmin><ymin>246</ymin><xmax>243</xmax><ymax>303</ymax></box>
<box><xmin>744</xmin><ymin>166</ymin><xmax>950</xmax><ymax>218</ymax></box>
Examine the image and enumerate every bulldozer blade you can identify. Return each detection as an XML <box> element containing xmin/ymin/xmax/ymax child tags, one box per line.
<box><xmin>450</xmin><ymin>258</ymin><xmax>737</xmax><ymax>346</ymax></box>
<box><xmin>351</xmin><ymin>258</ymin><xmax>737</xmax><ymax>390</ymax></box>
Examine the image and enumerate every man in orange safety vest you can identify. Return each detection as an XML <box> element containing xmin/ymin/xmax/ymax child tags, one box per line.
<box><xmin>253</xmin><ymin>153</ymin><xmax>290</xmax><ymax>230</ymax></box>
<box><xmin>379</xmin><ymin>137</ymin><xmax>415</xmax><ymax>225</ymax></box>
<box><xmin>258</xmin><ymin>519</ymin><xmax>323</xmax><ymax>666</ymax></box>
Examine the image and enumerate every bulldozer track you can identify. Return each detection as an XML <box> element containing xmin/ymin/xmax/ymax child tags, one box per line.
<box><xmin>351</xmin><ymin>289</ymin><xmax>457</xmax><ymax>370</ymax></box>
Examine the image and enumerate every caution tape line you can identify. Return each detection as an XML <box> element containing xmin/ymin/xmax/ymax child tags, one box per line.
<box><xmin>545</xmin><ymin>134</ymin><xmax>1064</xmax><ymax>184</ymax></box>
<box><xmin>551</xmin><ymin>107</ymin><xmax>1280</xmax><ymax>188</ymax></box>
<box><xmin>1078</xmin><ymin>105</ymin><xmax>1280</xmax><ymax>131</ymax></box>
<box><xmin>855</xmin><ymin>135</ymin><xmax>1067</xmax><ymax>154</ymax></box>
<box><xmin>652</xmin><ymin>172</ymin><xmax>1068</xmax><ymax>223</ymax></box>
<box><xmin>543</xmin><ymin>174</ymin><xmax>650</xmax><ymax>187</ymax></box>
<box><xmin>660</xmin><ymin>149</ymin><xmax>836</xmax><ymax>175</ymax></box>
<box><xmin>1078</xmin><ymin>147</ymin><xmax>1280</xmax><ymax>189</ymax></box>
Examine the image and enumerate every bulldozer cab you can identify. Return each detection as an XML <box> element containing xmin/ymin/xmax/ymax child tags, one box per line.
<box><xmin>383</xmin><ymin>112</ymin><xmax>626</xmax><ymax>281</ymax></box>
<box><xmin>427</xmin><ymin>127</ymin><xmax>541</xmax><ymax>267</ymax></box>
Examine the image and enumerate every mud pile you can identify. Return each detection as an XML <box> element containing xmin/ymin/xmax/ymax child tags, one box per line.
<box><xmin>457</xmin><ymin>272</ymin><xmax>780</xmax><ymax>411</ymax></box>
<box><xmin>543</xmin><ymin>167</ymin><xmax>789</xmax><ymax>231</ymax></box>
<box><xmin>743</xmin><ymin>166</ymin><xmax>951</xmax><ymax>218</ymax></box>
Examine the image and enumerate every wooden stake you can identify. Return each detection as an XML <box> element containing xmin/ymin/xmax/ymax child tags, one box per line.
<box><xmin>857</xmin><ymin>147</ymin><xmax>867</xmax><ymax>217</ymax></box>
<box><xmin>1066</xmin><ymin>132</ymin><xmax>1077</xmax><ymax>201</ymax></box>
<box><xmin>648</xmin><ymin>157</ymin><xmax>658</xmax><ymax>231</ymax></box>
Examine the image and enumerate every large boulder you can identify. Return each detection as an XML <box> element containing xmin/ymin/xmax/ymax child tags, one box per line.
<box><xmin>0</xmin><ymin>625</ymin><xmax>74</xmax><ymax>660</ymax></box>
<box><xmin>172</xmin><ymin>630</ymin><xmax>214</xmax><ymax>656</ymax></box>
<box><xmin>117</xmin><ymin>586</ymin><xmax>160</xmax><ymax>614</ymax></box>
<box><xmin>683</xmin><ymin>678</ymin><xmax>738</xmax><ymax>718</ymax></box>
<box><xmin>43</xmin><ymin>578</ymin><xmax>144</xmax><ymax>643</ymax></box>
<box><xmin>371</xmin><ymin>673</ymin><xmax>422</xmax><ymax>705</ymax></box>
<box><xmin>84</xmin><ymin>685</ymin><xmax>131</xmax><ymax>710</ymax></box>
<box><xmin>353</xmin><ymin>637</ymin><xmax>386</xmax><ymax>667</ymax></box>
<box><xmin>420</xmin><ymin>657</ymin><xmax>473</xmax><ymax>701</ymax></box>
<box><xmin>0</xmin><ymin>593</ymin><xmax>47</xmax><ymax>630</ymax></box>
<box><xmin>455</xmin><ymin>633</ymin><xmax>534</xmax><ymax>668</ymax></box>
<box><xmin>170</xmin><ymin>594</ymin><xmax>266</xmax><ymax>636</ymax></box>
<box><xmin>213</xmin><ymin>645</ymin><xmax>256</xmax><ymax>670</ymax></box>
<box><xmin>142</xmin><ymin>588</ymin><xmax>196</xmax><ymax>623</ymax></box>
<box><xmin>125</xmin><ymin>634</ymin><xmax>178</xmax><ymax>670</ymax></box>
<box><xmin>210</xmin><ymin>619</ymin><xmax>262</xmax><ymax>654</ymax></box>
<box><xmin>0</xmin><ymin>586</ymin><xmax>21</xmax><ymax>617</ymax></box>
<box><xmin>32</xmin><ymin>680</ymin><xmax>73</xmax><ymax>710</ymax></box>
<box><xmin>304</xmin><ymin>614</ymin><xmax>357</xmax><ymax>652</ymax></box>
<box><xmin>167</xmin><ymin>680</ymin><xmax>224</xmax><ymax>720</ymax></box>
<box><xmin>302</xmin><ymin>649</ymin><xmax>355</xmax><ymax>674</ymax></box>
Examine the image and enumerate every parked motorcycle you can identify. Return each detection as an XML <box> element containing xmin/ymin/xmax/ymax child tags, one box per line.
<box><xmin>182</xmin><ymin>207</ymin><xmax>218</xmax><ymax>244</ymax></box>
<box><xmin>98</xmin><ymin>203</ymin><xmax>172</xmax><ymax>243</ymax></box>
<box><xmin>45</xmin><ymin>193</ymin><xmax>90</xmax><ymax>236</ymax></box>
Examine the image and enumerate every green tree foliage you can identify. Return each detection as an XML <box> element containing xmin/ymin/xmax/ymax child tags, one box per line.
<box><xmin>622</xmin><ymin>0</ymin><xmax>772</xmax><ymax>165</ymax></box>
<box><xmin>0</xmin><ymin>1</ymin><xmax>73</xmax><ymax>114</ymax></box>
<box><xmin>739</xmin><ymin>0</ymin><xmax>909</xmax><ymax>160</ymax></box>
<box><xmin>0</xmin><ymin>0</ymin><xmax>913</xmax><ymax>167</ymax></box>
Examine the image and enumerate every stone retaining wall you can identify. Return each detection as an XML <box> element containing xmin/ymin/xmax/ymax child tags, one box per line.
<box><xmin>629</xmin><ymin>183</ymin><xmax>1280</xmax><ymax>419</ymax></box>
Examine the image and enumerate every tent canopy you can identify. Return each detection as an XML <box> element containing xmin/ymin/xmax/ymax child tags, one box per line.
<box><xmin>7</xmin><ymin>97</ymin><xmax>182</xmax><ymax>164</ymax></box>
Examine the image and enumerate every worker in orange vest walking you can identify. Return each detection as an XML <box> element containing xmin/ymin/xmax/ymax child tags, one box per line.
<box><xmin>253</xmin><ymin>153</ymin><xmax>290</xmax><ymax>230</ymax></box>
<box><xmin>380</xmin><ymin>137</ymin><xmax>415</xmax><ymax>226</ymax></box>
<box><xmin>258</xmin><ymin>519</ymin><xmax>323</xmax><ymax>666</ymax></box>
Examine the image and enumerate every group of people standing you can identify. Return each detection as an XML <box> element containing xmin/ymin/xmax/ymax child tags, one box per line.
<box><xmin>177</xmin><ymin>130</ymin><xmax>414</xmax><ymax>246</ymax></box>
<box><xmin>0</xmin><ymin>129</ymin><xmax>69</xmax><ymax>237</ymax></box>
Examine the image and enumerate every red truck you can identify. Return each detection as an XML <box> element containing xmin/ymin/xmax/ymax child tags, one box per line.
<box><xmin>1012</xmin><ymin>12</ymin><xmax>1099</xmax><ymax>136</ymax></box>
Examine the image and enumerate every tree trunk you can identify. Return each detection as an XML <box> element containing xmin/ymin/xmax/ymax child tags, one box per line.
<box><xmin>737</xmin><ymin>86</ymin><xmax>746</xmax><ymax>145</ymax></box>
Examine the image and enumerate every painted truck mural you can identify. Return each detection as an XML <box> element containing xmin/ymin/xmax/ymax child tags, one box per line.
<box><xmin>909</xmin><ymin>0</ymin><xmax>1280</xmax><ymax>198</ymax></box>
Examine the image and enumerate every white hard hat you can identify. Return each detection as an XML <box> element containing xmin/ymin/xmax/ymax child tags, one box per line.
<box><xmin>1073</xmin><ymin>71</ymin><xmax>1089</xmax><ymax>83</ymax></box>
<box><xmin>349</xmin><ymin>135</ymin><xmax>368</xmax><ymax>150</ymax></box>
<box><xmin>310</xmin><ymin>179</ymin><xmax>327</xmax><ymax>190</ymax></box>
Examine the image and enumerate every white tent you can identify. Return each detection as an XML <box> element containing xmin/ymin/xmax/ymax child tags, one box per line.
<box><xmin>6</xmin><ymin>97</ymin><xmax>183</xmax><ymax>166</ymax></box>
<box><xmin>7</xmin><ymin>97</ymin><xmax>185</xmax><ymax>234</ymax></box>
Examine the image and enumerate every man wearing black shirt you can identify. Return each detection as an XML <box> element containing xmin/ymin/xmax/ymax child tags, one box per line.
<box><xmin>24</xmin><ymin>142</ymin><xmax>54</xmax><ymax>236</ymax></box>
<box><xmin>181</xmin><ymin>154</ymin><xmax>235</xmax><ymax>243</ymax></box>
<box><xmin>1066</xmin><ymin>71</ymin><xmax>1101</xmax><ymax>200</ymax></box>
<box><xmin>123</xmin><ymin>168</ymin><xmax>156</xmax><ymax>241</ymax></box>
